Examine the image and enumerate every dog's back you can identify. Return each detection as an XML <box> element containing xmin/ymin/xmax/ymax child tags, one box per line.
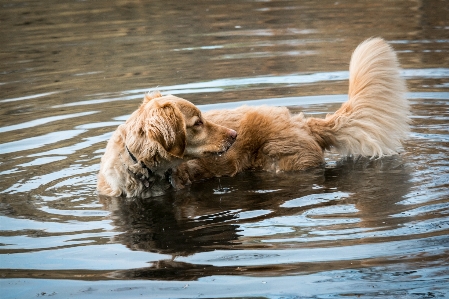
<box><xmin>172</xmin><ymin>38</ymin><xmax>411</xmax><ymax>188</ymax></box>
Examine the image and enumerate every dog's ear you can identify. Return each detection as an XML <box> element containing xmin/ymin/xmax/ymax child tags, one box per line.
<box><xmin>143</xmin><ymin>90</ymin><xmax>163</xmax><ymax>103</ymax></box>
<box><xmin>125</xmin><ymin>98</ymin><xmax>186</xmax><ymax>160</ymax></box>
<box><xmin>145</xmin><ymin>101</ymin><xmax>186</xmax><ymax>158</ymax></box>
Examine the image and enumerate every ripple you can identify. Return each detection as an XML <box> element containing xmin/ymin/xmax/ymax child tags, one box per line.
<box><xmin>202</xmin><ymin>28</ymin><xmax>318</xmax><ymax>37</ymax></box>
<box><xmin>1</xmin><ymin>244</ymin><xmax>168</xmax><ymax>270</ymax></box>
<box><xmin>0</xmin><ymin>91</ymin><xmax>60</xmax><ymax>103</ymax></box>
<box><xmin>0</xmin><ymin>216</ymin><xmax>112</xmax><ymax>233</ymax></box>
<box><xmin>17</xmin><ymin>156</ymin><xmax>66</xmax><ymax>167</ymax></box>
<box><xmin>177</xmin><ymin>235</ymin><xmax>449</xmax><ymax>267</ymax></box>
<box><xmin>0</xmin><ymin>111</ymin><xmax>98</xmax><ymax>133</ymax></box>
<box><xmin>212</xmin><ymin>50</ymin><xmax>316</xmax><ymax>60</ymax></box>
<box><xmin>281</xmin><ymin>191</ymin><xmax>352</xmax><ymax>208</ymax></box>
<box><xmin>0</xmin><ymin>130</ymin><xmax>86</xmax><ymax>155</ymax></box>
<box><xmin>38</xmin><ymin>206</ymin><xmax>109</xmax><ymax>217</ymax></box>
<box><xmin>29</xmin><ymin>132</ymin><xmax>111</xmax><ymax>157</ymax></box>
<box><xmin>2</xmin><ymin>164</ymin><xmax>98</xmax><ymax>194</ymax></box>
<box><xmin>45</xmin><ymin>68</ymin><xmax>449</xmax><ymax>110</ymax></box>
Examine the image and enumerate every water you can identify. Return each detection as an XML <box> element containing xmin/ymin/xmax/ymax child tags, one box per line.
<box><xmin>1</xmin><ymin>1</ymin><xmax>448</xmax><ymax>298</ymax></box>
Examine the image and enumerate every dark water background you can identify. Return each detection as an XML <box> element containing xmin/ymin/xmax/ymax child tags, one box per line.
<box><xmin>1</xmin><ymin>0</ymin><xmax>448</xmax><ymax>298</ymax></box>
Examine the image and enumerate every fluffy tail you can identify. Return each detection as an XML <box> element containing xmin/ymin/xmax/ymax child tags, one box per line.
<box><xmin>307</xmin><ymin>37</ymin><xmax>410</xmax><ymax>157</ymax></box>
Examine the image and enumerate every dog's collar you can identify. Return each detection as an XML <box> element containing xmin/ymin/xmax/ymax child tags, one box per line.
<box><xmin>125</xmin><ymin>145</ymin><xmax>153</xmax><ymax>174</ymax></box>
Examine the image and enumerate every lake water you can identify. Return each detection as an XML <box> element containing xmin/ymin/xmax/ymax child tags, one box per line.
<box><xmin>1</xmin><ymin>1</ymin><xmax>448</xmax><ymax>298</ymax></box>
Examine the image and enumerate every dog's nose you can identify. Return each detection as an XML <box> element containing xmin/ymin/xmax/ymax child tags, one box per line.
<box><xmin>229</xmin><ymin>129</ymin><xmax>237</xmax><ymax>140</ymax></box>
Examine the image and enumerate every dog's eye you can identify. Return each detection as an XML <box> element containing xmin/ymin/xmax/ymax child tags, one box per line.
<box><xmin>194</xmin><ymin>120</ymin><xmax>203</xmax><ymax>126</ymax></box>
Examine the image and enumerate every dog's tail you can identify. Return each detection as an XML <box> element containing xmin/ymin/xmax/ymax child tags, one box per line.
<box><xmin>306</xmin><ymin>37</ymin><xmax>410</xmax><ymax>157</ymax></box>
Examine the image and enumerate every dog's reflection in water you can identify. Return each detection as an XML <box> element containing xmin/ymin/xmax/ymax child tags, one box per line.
<box><xmin>99</xmin><ymin>191</ymin><xmax>242</xmax><ymax>257</ymax></box>
<box><xmin>99</xmin><ymin>158</ymin><xmax>411</xmax><ymax>280</ymax></box>
<box><xmin>99</xmin><ymin>170</ymin><xmax>324</xmax><ymax>257</ymax></box>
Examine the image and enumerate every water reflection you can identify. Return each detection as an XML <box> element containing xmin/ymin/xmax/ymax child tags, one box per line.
<box><xmin>97</xmin><ymin>156</ymin><xmax>424</xmax><ymax>280</ymax></box>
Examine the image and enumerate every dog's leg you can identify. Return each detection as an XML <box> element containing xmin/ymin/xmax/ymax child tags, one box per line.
<box><xmin>172</xmin><ymin>145</ymin><xmax>251</xmax><ymax>188</ymax></box>
<box><xmin>97</xmin><ymin>173</ymin><xmax>122</xmax><ymax>197</ymax></box>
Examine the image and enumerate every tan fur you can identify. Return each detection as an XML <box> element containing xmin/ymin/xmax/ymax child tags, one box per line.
<box><xmin>97</xmin><ymin>91</ymin><xmax>237</xmax><ymax>198</ymax></box>
<box><xmin>172</xmin><ymin>38</ymin><xmax>410</xmax><ymax>188</ymax></box>
<box><xmin>307</xmin><ymin>38</ymin><xmax>410</xmax><ymax>156</ymax></box>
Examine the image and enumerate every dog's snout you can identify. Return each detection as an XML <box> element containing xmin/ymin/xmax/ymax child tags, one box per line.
<box><xmin>229</xmin><ymin>129</ymin><xmax>237</xmax><ymax>140</ymax></box>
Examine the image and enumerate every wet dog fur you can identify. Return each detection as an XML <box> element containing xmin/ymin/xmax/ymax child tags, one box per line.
<box><xmin>97</xmin><ymin>92</ymin><xmax>237</xmax><ymax>198</ymax></box>
<box><xmin>172</xmin><ymin>38</ymin><xmax>410</xmax><ymax>188</ymax></box>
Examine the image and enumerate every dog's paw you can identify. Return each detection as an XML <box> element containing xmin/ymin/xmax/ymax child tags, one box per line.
<box><xmin>171</xmin><ymin>164</ymin><xmax>192</xmax><ymax>190</ymax></box>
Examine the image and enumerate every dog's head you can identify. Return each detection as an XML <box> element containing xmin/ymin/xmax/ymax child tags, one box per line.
<box><xmin>124</xmin><ymin>91</ymin><xmax>237</xmax><ymax>161</ymax></box>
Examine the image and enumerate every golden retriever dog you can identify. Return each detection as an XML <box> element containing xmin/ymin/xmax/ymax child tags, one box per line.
<box><xmin>172</xmin><ymin>38</ymin><xmax>410</xmax><ymax>188</ymax></box>
<box><xmin>97</xmin><ymin>91</ymin><xmax>237</xmax><ymax>198</ymax></box>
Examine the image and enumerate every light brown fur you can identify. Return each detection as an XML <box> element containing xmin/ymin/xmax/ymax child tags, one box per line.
<box><xmin>97</xmin><ymin>91</ymin><xmax>237</xmax><ymax>198</ymax></box>
<box><xmin>172</xmin><ymin>38</ymin><xmax>410</xmax><ymax>188</ymax></box>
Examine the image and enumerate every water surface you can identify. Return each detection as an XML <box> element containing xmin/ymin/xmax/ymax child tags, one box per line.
<box><xmin>1</xmin><ymin>1</ymin><xmax>448</xmax><ymax>298</ymax></box>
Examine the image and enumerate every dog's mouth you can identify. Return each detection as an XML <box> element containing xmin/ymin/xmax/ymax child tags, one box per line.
<box><xmin>204</xmin><ymin>149</ymin><xmax>228</xmax><ymax>157</ymax></box>
<box><xmin>199</xmin><ymin>129</ymin><xmax>237</xmax><ymax>157</ymax></box>
<box><xmin>204</xmin><ymin>142</ymin><xmax>233</xmax><ymax>156</ymax></box>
